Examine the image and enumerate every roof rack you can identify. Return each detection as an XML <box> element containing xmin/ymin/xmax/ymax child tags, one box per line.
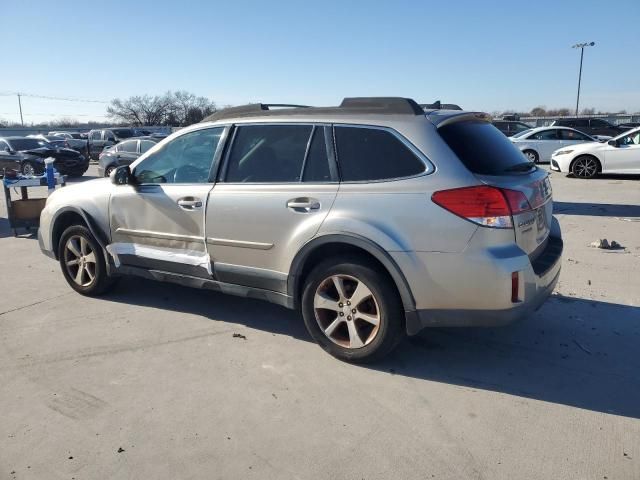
<box><xmin>201</xmin><ymin>97</ymin><xmax>425</xmax><ymax>123</ymax></box>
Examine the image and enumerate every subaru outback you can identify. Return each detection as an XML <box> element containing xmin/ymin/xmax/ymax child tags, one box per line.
<box><xmin>38</xmin><ymin>97</ymin><xmax>562</xmax><ymax>362</ymax></box>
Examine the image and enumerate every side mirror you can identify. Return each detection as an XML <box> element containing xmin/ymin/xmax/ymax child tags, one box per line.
<box><xmin>607</xmin><ymin>140</ymin><xmax>618</xmax><ymax>147</ymax></box>
<box><xmin>111</xmin><ymin>165</ymin><xmax>132</xmax><ymax>185</ymax></box>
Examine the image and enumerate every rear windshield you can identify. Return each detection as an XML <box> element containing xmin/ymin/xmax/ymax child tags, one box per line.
<box><xmin>112</xmin><ymin>129</ymin><xmax>135</xmax><ymax>138</ymax></box>
<box><xmin>438</xmin><ymin>121</ymin><xmax>531</xmax><ymax>175</ymax></box>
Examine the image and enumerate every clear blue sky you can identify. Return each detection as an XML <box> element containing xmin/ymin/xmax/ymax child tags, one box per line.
<box><xmin>2</xmin><ymin>0</ymin><xmax>639</xmax><ymax>124</ymax></box>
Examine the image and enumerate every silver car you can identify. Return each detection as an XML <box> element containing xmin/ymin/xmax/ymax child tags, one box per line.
<box><xmin>38</xmin><ymin>97</ymin><xmax>563</xmax><ymax>362</ymax></box>
<box><xmin>510</xmin><ymin>126</ymin><xmax>597</xmax><ymax>164</ymax></box>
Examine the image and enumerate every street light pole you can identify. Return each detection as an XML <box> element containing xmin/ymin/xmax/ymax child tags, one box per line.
<box><xmin>17</xmin><ymin>93</ymin><xmax>24</xmax><ymax>126</ymax></box>
<box><xmin>572</xmin><ymin>42</ymin><xmax>595</xmax><ymax>117</ymax></box>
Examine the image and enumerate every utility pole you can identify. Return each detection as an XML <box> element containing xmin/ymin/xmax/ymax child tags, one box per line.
<box><xmin>572</xmin><ymin>42</ymin><xmax>595</xmax><ymax>117</ymax></box>
<box><xmin>17</xmin><ymin>93</ymin><xmax>24</xmax><ymax>126</ymax></box>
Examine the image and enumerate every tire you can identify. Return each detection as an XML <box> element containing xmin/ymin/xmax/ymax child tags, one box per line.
<box><xmin>571</xmin><ymin>155</ymin><xmax>600</xmax><ymax>179</ymax></box>
<box><xmin>21</xmin><ymin>161</ymin><xmax>37</xmax><ymax>176</ymax></box>
<box><xmin>104</xmin><ymin>165</ymin><xmax>116</xmax><ymax>177</ymax></box>
<box><xmin>301</xmin><ymin>256</ymin><xmax>404</xmax><ymax>363</ymax></box>
<box><xmin>58</xmin><ymin>225</ymin><xmax>117</xmax><ymax>296</ymax></box>
<box><xmin>523</xmin><ymin>149</ymin><xmax>539</xmax><ymax>164</ymax></box>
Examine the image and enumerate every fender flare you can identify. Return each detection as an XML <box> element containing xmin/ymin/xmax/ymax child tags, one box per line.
<box><xmin>288</xmin><ymin>233</ymin><xmax>416</xmax><ymax>314</ymax></box>
<box><xmin>50</xmin><ymin>206</ymin><xmax>110</xmax><ymax>258</ymax></box>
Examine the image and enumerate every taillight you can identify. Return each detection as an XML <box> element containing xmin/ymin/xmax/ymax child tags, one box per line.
<box><xmin>432</xmin><ymin>185</ymin><xmax>532</xmax><ymax>229</ymax></box>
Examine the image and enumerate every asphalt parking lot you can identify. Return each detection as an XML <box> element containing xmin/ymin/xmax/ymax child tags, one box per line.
<box><xmin>1</xmin><ymin>165</ymin><xmax>639</xmax><ymax>480</ymax></box>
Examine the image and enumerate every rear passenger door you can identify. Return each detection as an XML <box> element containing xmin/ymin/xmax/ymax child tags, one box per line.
<box><xmin>206</xmin><ymin>124</ymin><xmax>338</xmax><ymax>293</ymax></box>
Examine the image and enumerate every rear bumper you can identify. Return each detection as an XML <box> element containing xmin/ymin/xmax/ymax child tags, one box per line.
<box><xmin>397</xmin><ymin>221</ymin><xmax>563</xmax><ymax>334</ymax></box>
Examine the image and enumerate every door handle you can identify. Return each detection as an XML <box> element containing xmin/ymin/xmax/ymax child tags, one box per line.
<box><xmin>287</xmin><ymin>197</ymin><xmax>320</xmax><ymax>212</ymax></box>
<box><xmin>177</xmin><ymin>197</ymin><xmax>203</xmax><ymax>210</ymax></box>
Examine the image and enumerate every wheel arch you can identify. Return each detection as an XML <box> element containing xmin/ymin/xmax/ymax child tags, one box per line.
<box><xmin>288</xmin><ymin>234</ymin><xmax>416</xmax><ymax>315</ymax></box>
<box><xmin>50</xmin><ymin>206</ymin><xmax>110</xmax><ymax>260</ymax></box>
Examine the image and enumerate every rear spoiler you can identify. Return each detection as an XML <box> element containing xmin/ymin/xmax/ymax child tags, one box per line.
<box><xmin>425</xmin><ymin>110</ymin><xmax>491</xmax><ymax>128</ymax></box>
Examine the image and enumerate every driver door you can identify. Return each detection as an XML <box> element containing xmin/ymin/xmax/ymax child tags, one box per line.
<box><xmin>605</xmin><ymin>131</ymin><xmax>640</xmax><ymax>173</ymax></box>
<box><xmin>109</xmin><ymin>126</ymin><xmax>225</xmax><ymax>278</ymax></box>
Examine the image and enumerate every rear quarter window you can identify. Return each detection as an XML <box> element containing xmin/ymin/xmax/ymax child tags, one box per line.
<box><xmin>334</xmin><ymin>126</ymin><xmax>425</xmax><ymax>181</ymax></box>
<box><xmin>438</xmin><ymin>121</ymin><xmax>530</xmax><ymax>175</ymax></box>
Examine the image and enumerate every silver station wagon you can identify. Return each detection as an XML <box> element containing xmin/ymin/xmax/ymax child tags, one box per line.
<box><xmin>38</xmin><ymin>97</ymin><xmax>563</xmax><ymax>362</ymax></box>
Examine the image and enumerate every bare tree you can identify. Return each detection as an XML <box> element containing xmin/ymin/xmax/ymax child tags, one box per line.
<box><xmin>530</xmin><ymin>106</ymin><xmax>547</xmax><ymax>117</ymax></box>
<box><xmin>107</xmin><ymin>91</ymin><xmax>216</xmax><ymax>126</ymax></box>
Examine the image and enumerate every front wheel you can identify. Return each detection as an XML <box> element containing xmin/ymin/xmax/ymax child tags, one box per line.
<box><xmin>301</xmin><ymin>257</ymin><xmax>404</xmax><ymax>363</ymax></box>
<box><xmin>21</xmin><ymin>161</ymin><xmax>37</xmax><ymax>176</ymax></box>
<box><xmin>58</xmin><ymin>225</ymin><xmax>117</xmax><ymax>296</ymax></box>
<box><xmin>571</xmin><ymin>155</ymin><xmax>600</xmax><ymax>179</ymax></box>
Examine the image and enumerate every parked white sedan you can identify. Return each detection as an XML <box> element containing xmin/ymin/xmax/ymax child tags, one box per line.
<box><xmin>510</xmin><ymin>126</ymin><xmax>597</xmax><ymax>164</ymax></box>
<box><xmin>551</xmin><ymin>127</ymin><xmax>640</xmax><ymax>178</ymax></box>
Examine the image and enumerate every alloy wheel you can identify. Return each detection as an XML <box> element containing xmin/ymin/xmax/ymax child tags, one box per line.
<box><xmin>313</xmin><ymin>274</ymin><xmax>381</xmax><ymax>349</ymax></box>
<box><xmin>524</xmin><ymin>151</ymin><xmax>538</xmax><ymax>163</ymax></box>
<box><xmin>64</xmin><ymin>235</ymin><xmax>97</xmax><ymax>287</ymax></box>
<box><xmin>574</xmin><ymin>157</ymin><xmax>598</xmax><ymax>178</ymax></box>
<box><xmin>22</xmin><ymin>162</ymin><xmax>35</xmax><ymax>176</ymax></box>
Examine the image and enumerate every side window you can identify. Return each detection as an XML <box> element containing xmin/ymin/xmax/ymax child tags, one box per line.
<box><xmin>590</xmin><ymin>119</ymin><xmax>610</xmax><ymax>128</ymax></box>
<box><xmin>225</xmin><ymin>125</ymin><xmax>312</xmax><ymax>183</ymax></box>
<box><xmin>302</xmin><ymin>127</ymin><xmax>332</xmax><ymax>182</ymax></box>
<box><xmin>0</xmin><ymin>141</ymin><xmax>9</xmax><ymax>151</ymax></box>
<box><xmin>575</xmin><ymin>119</ymin><xmax>589</xmax><ymax>127</ymax></box>
<box><xmin>90</xmin><ymin>131</ymin><xmax>101</xmax><ymax>141</ymax></box>
<box><xmin>532</xmin><ymin>130</ymin><xmax>559</xmax><ymax>140</ymax></box>
<box><xmin>334</xmin><ymin>126</ymin><xmax>426</xmax><ymax>181</ymax></box>
<box><xmin>134</xmin><ymin>127</ymin><xmax>223</xmax><ymax>184</ymax></box>
<box><xmin>559</xmin><ymin>129</ymin><xmax>590</xmax><ymax>141</ymax></box>
<box><xmin>139</xmin><ymin>140</ymin><xmax>156</xmax><ymax>154</ymax></box>
<box><xmin>117</xmin><ymin>140</ymin><xmax>137</xmax><ymax>153</ymax></box>
<box><xmin>105</xmin><ymin>131</ymin><xmax>116</xmax><ymax>142</ymax></box>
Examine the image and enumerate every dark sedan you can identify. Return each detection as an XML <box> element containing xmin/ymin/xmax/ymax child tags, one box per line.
<box><xmin>0</xmin><ymin>137</ymin><xmax>89</xmax><ymax>177</ymax></box>
<box><xmin>98</xmin><ymin>137</ymin><xmax>159</xmax><ymax>176</ymax></box>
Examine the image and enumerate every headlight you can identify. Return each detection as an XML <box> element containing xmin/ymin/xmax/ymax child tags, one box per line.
<box><xmin>554</xmin><ymin>149</ymin><xmax>573</xmax><ymax>155</ymax></box>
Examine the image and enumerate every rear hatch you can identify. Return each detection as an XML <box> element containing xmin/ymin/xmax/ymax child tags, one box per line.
<box><xmin>436</xmin><ymin>117</ymin><xmax>553</xmax><ymax>260</ymax></box>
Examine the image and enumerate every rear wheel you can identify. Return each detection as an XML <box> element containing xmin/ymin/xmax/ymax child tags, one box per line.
<box><xmin>58</xmin><ymin>225</ymin><xmax>117</xmax><ymax>296</ymax></box>
<box><xmin>523</xmin><ymin>149</ymin><xmax>539</xmax><ymax>164</ymax></box>
<box><xmin>571</xmin><ymin>155</ymin><xmax>600</xmax><ymax>178</ymax></box>
<box><xmin>301</xmin><ymin>257</ymin><xmax>404</xmax><ymax>362</ymax></box>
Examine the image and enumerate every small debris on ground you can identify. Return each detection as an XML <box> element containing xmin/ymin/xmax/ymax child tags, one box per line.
<box><xmin>232</xmin><ymin>333</ymin><xmax>247</xmax><ymax>340</ymax></box>
<box><xmin>68</xmin><ymin>456</ymin><xmax>73</xmax><ymax>460</ymax></box>
<box><xmin>117</xmin><ymin>447</ymin><xmax>125</xmax><ymax>453</ymax></box>
<box><xmin>589</xmin><ymin>239</ymin><xmax>624</xmax><ymax>250</ymax></box>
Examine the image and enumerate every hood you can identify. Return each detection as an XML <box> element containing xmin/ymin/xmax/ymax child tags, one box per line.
<box><xmin>46</xmin><ymin>177</ymin><xmax>112</xmax><ymax>205</ymax></box>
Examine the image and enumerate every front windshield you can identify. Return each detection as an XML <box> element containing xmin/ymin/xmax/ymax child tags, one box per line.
<box><xmin>615</xmin><ymin>128</ymin><xmax>640</xmax><ymax>143</ymax></box>
<box><xmin>8</xmin><ymin>138</ymin><xmax>50</xmax><ymax>150</ymax></box>
<box><xmin>112</xmin><ymin>129</ymin><xmax>135</xmax><ymax>139</ymax></box>
<box><xmin>618</xmin><ymin>130</ymin><xmax>640</xmax><ymax>146</ymax></box>
<box><xmin>512</xmin><ymin>129</ymin><xmax>533</xmax><ymax>138</ymax></box>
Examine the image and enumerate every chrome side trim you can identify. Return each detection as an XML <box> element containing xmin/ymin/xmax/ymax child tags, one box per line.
<box><xmin>116</xmin><ymin>228</ymin><xmax>202</xmax><ymax>243</ymax></box>
<box><xmin>206</xmin><ymin>237</ymin><xmax>274</xmax><ymax>250</ymax></box>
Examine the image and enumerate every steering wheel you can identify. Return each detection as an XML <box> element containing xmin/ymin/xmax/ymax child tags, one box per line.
<box><xmin>173</xmin><ymin>164</ymin><xmax>206</xmax><ymax>183</ymax></box>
